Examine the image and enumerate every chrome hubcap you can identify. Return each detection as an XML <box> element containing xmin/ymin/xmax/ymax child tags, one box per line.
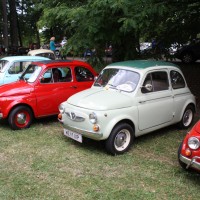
<box><xmin>16</xmin><ymin>113</ymin><xmax>26</xmax><ymax>125</ymax></box>
<box><xmin>114</xmin><ymin>129</ymin><xmax>131</xmax><ymax>151</ymax></box>
<box><xmin>183</xmin><ymin>109</ymin><xmax>192</xmax><ymax>126</ymax></box>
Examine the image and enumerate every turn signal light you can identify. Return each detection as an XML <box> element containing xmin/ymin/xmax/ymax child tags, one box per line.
<box><xmin>58</xmin><ymin>113</ymin><xmax>62</xmax><ymax>120</ymax></box>
<box><xmin>185</xmin><ymin>148</ymin><xmax>192</xmax><ymax>157</ymax></box>
<box><xmin>93</xmin><ymin>124</ymin><xmax>99</xmax><ymax>132</ymax></box>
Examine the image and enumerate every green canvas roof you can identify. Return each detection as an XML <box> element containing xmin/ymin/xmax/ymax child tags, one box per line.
<box><xmin>107</xmin><ymin>60</ymin><xmax>179</xmax><ymax>69</ymax></box>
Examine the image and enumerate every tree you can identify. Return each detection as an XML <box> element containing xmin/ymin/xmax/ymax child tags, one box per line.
<box><xmin>1</xmin><ymin>0</ymin><xmax>9</xmax><ymax>50</ymax></box>
<box><xmin>9</xmin><ymin>0</ymin><xmax>19</xmax><ymax>46</ymax></box>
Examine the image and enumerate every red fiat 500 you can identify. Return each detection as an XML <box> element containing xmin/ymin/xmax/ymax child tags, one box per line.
<box><xmin>178</xmin><ymin>120</ymin><xmax>200</xmax><ymax>172</ymax></box>
<box><xmin>0</xmin><ymin>60</ymin><xmax>97</xmax><ymax>130</ymax></box>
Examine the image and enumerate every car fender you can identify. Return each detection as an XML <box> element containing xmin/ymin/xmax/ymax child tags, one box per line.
<box><xmin>177</xmin><ymin>99</ymin><xmax>196</xmax><ymax>122</ymax></box>
<box><xmin>3</xmin><ymin>97</ymin><xmax>37</xmax><ymax>119</ymax></box>
<box><xmin>101</xmin><ymin>107</ymin><xmax>138</xmax><ymax>140</ymax></box>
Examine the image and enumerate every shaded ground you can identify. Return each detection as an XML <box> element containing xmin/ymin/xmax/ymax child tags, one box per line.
<box><xmin>174</xmin><ymin>61</ymin><xmax>200</xmax><ymax>108</ymax></box>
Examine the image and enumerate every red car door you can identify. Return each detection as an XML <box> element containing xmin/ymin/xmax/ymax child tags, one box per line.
<box><xmin>34</xmin><ymin>67</ymin><xmax>80</xmax><ymax>117</ymax></box>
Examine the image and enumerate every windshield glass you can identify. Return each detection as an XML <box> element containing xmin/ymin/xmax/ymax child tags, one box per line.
<box><xmin>94</xmin><ymin>68</ymin><xmax>140</xmax><ymax>92</ymax></box>
<box><xmin>0</xmin><ymin>60</ymin><xmax>9</xmax><ymax>72</ymax></box>
<box><xmin>20</xmin><ymin>64</ymin><xmax>42</xmax><ymax>83</ymax></box>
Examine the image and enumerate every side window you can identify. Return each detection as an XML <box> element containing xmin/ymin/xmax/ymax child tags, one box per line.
<box><xmin>40</xmin><ymin>67</ymin><xmax>72</xmax><ymax>83</ymax></box>
<box><xmin>41</xmin><ymin>69</ymin><xmax>52</xmax><ymax>83</ymax></box>
<box><xmin>141</xmin><ymin>74</ymin><xmax>152</xmax><ymax>93</ymax></box>
<box><xmin>142</xmin><ymin>71</ymin><xmax>169</xmax><ymax>93</ymax></box>
<box><xmin>170</xmin><ymin>70</ymin><xmax>185</xmax><ymax>89</ymax></box>
<box><xmin>75</xmin><ymin>66</ymin><xmax>94</xmax><ymax>82</ymax></box>
<box><xmin>8</xmin><ymin>61</ymin><xmax>31</xmax><ymax>74</ymax></box>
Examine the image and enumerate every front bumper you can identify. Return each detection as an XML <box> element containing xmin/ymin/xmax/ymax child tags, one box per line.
<box><xmin>179</xmin><ymin>154</ymin><xmax>200</xmax><ymax>170</ymax></box>
<box><xmin>58</xmin><ymin>118</ymin><xmax>103</xmax><ymax>140</ymax></box>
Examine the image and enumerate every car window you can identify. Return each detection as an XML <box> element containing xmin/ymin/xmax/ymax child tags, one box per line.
<box><xmin>94</xmin><ymin>68</ymin><xmax>140</xmax><ymax>92</ymax></box>
<box><xmin>170</xmin><ymin>70</ymin><xmax>185</xmax><ymax>89</ymax></box>
<box><xmin>8</xmin><ymin>61</ymin><xmax>31</xmax><ymax>74</ymax></box>
<box><xmin>40</xmin><ymin>67</ymin><xmax>72</xmax><ymax>83</ymax></box>
<box><xmin>75</xmin><ymin>66</ymin><xmax>94</xmax><ymax>82</ymax></box>
<box><xmin>0</xmin><ymin>60</ymin><xmax>9</xmax><ymax>72</ymax></box>
<box><xmin>36</xmin><ymin>53</ymin><xmax>55</xmax><ymax>60</ymax></box>
<box><xmin>142</xmin><ymin>71</ymin><xmax>169</xmax><ymax>93</ymax></box>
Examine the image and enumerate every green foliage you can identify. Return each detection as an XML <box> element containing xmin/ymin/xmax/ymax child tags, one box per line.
<box><xmin>1</xmin><ymin>0</ymin><xmax>200</xmax><ymax>59</ymax></box>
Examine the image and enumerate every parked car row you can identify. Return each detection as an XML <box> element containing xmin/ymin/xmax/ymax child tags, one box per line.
<box><xmin>0</xmin><ymin>57</ymin><xmax>199</xmax><ymax>172</ymax></box>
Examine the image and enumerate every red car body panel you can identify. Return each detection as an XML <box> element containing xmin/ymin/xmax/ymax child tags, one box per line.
<box><xmin>179</xmin><ymin>121</ymin><xmax>200</xmax><ymax>172</ymax></box>
<box><xmin>0</xmin><ymin>60</ymin><xmax>97</xmax><ymax>122</ymax></box>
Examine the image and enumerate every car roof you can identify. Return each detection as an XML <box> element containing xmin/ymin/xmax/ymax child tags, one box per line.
<box><xmin>28</xmin><ymin>49</ymin><xmax>54</xmax><ymax>55</ymax></box>
<box><xmin>107</xmin><ymin>60</ymin><xmax>179</xmax><ymax>69</ymax></box>
<box><xmin>0</xmin><ymin>56</ymin><xmax>50</xmax><ymax>61</ymax></box>
<box><xmin>32</xmin><ymin>59</ymin><xmax>91</xmax><ymax>66</ymax></box>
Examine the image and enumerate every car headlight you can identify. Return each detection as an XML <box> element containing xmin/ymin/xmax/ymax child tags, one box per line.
<box><xmin>89</xmin><ymin>112</ymin><xmax>97</xmax><ymax>124</ymax></box>
<box><xmin>59</xmin><ymin>103</ymin><xmax>65</xmax><ymax>114</ymax></box>
<box><xmin>188</xmin><ymin>137</ymin><xmax>200</xmax><ymax>150</ymax></box>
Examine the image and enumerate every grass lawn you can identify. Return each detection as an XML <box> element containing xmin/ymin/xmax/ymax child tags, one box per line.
<box><xmin>0</xmin><ymin>115</ymin><xmax>200</xmax><ymax>200</ymax></box>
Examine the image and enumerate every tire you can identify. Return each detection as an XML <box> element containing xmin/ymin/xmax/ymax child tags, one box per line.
<box><xmin>178</xmin><ymin>142</ymin><xmax>188</xmax><ymax>170</ymax></box>
<box><xmin>179</xmin><ymin>105</ymin><xmax>194</xmax><ymax>129</ymax></box>
<box><xmin>181</xmin><ymin>52</ymin><xmax>194</xmax><ymax>64</ymax></box>
<box><xmin>8</xmin><ymin>106</ymin><xmax>33</xmax><ymax>130</ymax></box>
<box><xmin>105</xmin><ymin>123</ymin><xmax>134</xmax><ymax>155</ymax></box>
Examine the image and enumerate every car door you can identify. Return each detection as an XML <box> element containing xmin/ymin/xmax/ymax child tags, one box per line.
<box><xmin>34</xmin><ymin>66</ymin><xmax>78</xmax><ymax>116</ymax></box>
<box><xmin>138</xmin><ymin>70</ymin><xmax>174</xmax><ymax>131</ymax></box>
<box><xmin>3</xmin><ymin>61</ymin><xmax>31</xmax><ymax>84</ymax></box>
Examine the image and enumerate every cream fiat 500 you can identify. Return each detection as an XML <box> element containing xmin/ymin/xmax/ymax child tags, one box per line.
<box><xmin>58</xmin><ymin>60</ymin><xmax>196</xmax><ymax>155</ymax></box>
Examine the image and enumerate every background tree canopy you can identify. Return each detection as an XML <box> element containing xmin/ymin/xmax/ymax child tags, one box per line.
<box><xmin>1</xmin><ymin>0</ymin><xmax>200</xmax><ymax>61</ymax></box>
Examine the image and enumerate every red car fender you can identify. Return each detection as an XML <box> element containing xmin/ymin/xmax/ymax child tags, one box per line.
<box><xmin>2</xmin><ymin>95</ymin><xmax>37</xmax><ymax>119</ymax></box>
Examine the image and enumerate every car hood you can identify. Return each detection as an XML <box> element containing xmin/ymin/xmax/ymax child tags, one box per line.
<box><xmin>0</xmin><ymin>80</ymin><xmax>33</xmax><ymax>97</ymax></box>
<box><xmin>194</xmin><ymin>121</ymin><xmax>200</xmax><ymax>134</ymax></box>
<box><xmin>67</xmin><ymin>88</ymin><xmax>133</xmax><ymax>110</ymax></box>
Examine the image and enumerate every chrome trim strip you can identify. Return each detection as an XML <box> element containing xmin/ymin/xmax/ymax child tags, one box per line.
<box><xmin>65</xmin><ymin>112</ymin><xmax>85</xmax><ymax>122</ymax></box>
<box><xmin>180</xmin><ymin>154</ymin><xmax>200</xmax><ymax>170</ymax></box>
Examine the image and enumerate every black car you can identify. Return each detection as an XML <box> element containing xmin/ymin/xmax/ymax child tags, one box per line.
<box><xmin>6</xmin><ymin>46</ymin><xmax>29</xmax><ymax>56</ymax></box>
<box><xmin>175</xmin><ymin>39</ymin><xmax>200</xmax><ymax>63</ymax></box>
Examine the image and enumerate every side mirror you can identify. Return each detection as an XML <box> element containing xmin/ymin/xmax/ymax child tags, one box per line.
<box><xmin>141</xmin><ymin>83</ymin><xmax>153</xmax><ymax>92</ymax></box>
<box><xmin>144</xmin><ymin>83</ymin><xmax>153</xmax><ymax>92</ymax></box>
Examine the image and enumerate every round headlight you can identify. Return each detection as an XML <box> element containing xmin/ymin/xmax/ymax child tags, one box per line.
<box><xmin>188</xmin><ymin>137</ymin><xmax>200</xmax><ymax>150</ymax></box>
<box><xmin>89</xmin><ymin>112</ymin><xmax>97</xmax><ymax>124</ymax></box>
<box><xmin>59</xmin><ymin>103</ymin><xmax>65</xmax><ymax>114</ymax></box>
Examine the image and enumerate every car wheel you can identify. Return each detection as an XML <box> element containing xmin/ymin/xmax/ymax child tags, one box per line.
<box><xmin>179</xmin><ymin>105</ymin><xmax>194</xmax><ymax>129</ymax></box>
<box><xmin>8</xmin><ymin>106</ymin><xmax>33</xmax><ymax>130</ymax></box>
<box><xmin>181</xmin><ymin>52</ymin><xmax>194</xmax><ymax>64</ymax></box>
<box><xmin>105</xmin><ymin>123</ymin><xmax>134</xmax><ymax>155</ymax></box>
<box><xmin>55</xmin><ymin>50</ymin><xmax>60</xmax><ymax>56</ymax></box>
<box><xmin>178</xmin><ymin>142</ymin><xmax>188</xmax><ymax>170</ymax></box>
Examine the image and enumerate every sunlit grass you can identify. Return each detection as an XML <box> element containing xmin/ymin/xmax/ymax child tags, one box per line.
<box><xmin>0</xmin><ymin>115</ymin><xmax>200</xmax><ymax>200</ymax></box>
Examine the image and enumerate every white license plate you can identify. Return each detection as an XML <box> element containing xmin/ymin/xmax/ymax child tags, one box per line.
<box><xmin>64</xmin><ymin>129</ymin><xmax>82</xmax><ymax>143</ymax></box>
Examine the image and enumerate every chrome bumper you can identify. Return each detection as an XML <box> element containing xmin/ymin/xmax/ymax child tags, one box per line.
<box><xmin>58</xmin><ymin>119</ymin><xmax>103</xmax><ymax>140</ymax></box>
<box><xmin>180</xmin><ymin>154</ymin><xmax>200</xmax><ymax>170</ymax></box>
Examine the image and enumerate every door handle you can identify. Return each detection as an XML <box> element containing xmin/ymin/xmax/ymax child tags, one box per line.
<box><xmin>70</xmin><ymin>85</ymin><xmax>77</xmax><ymax>89</ymax></box>
<box><xmin>139</xmin><ymin>100</ymin><xmax>146</xmax><ymax>103</ymax></box>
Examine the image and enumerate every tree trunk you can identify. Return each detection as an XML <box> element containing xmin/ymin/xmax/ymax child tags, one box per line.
<box><xmin>9</xmin><ymin>0</ymin><xmax>18</xmax><ymax>46</ymax></box>
<box><xmin>1</xmin><ymin>0</ymin><xmax>9</xmax><ymax>51</ymax></box>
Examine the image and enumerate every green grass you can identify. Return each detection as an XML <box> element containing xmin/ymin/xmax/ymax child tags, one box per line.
<box><xmin>0</xmin><ymin>116</ymin><xmax>200</xmax><ymax>200</ymax></box>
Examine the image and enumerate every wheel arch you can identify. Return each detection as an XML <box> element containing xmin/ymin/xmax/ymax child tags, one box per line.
<box><xmin>178</xmin><ymin>102</ymin><xmax>196</xmax><ymax>123</ymax></box>
<box><xmin>106</xmin><ymin>118</ymin><xmax>136</xmax><ymax>140</ymax></box>
<box><xmin>7</xmin><ymin>103</ymin><xmax>35</xmax><ymax>119</ymax></box>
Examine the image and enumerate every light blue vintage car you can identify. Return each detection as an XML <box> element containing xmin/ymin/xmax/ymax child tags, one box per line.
<box><xmin>0</xmin><ymin>56</ymin><xmax>50</xmax><ymax>85</ymax></box>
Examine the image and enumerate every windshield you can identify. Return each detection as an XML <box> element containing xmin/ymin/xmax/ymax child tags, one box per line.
<box><xmin>20</xmin><ymin>64</ymin><xmax>42</xmax><ymax>83</ymax></box>
<box><xmin>0</xmin><ymin>60</ymin><xmax>9</xmax><ymax>72</ymax></box>
<box><xmin>94</xmin><ymin>68</ymin><xmax>140</xmax><ymax>92</ymax></box>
